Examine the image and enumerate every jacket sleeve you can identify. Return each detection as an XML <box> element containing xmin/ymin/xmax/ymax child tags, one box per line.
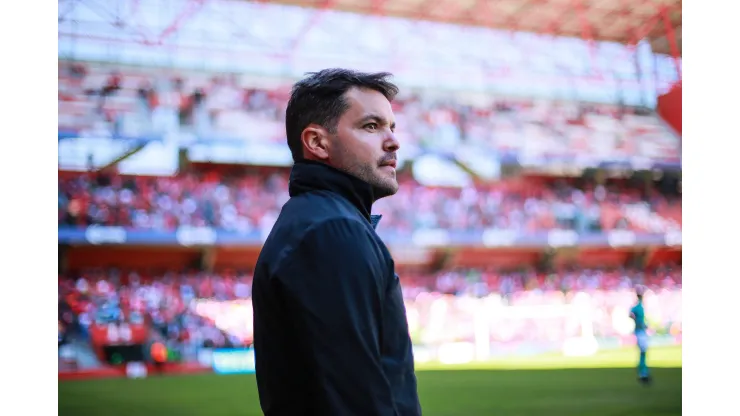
<box><xmin>275</xmin><ymin>218</ymin><xmax>398</xmax><ymax>416</ymax></box>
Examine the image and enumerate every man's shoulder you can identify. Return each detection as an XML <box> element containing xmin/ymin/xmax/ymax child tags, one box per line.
<box><xmin>263</xmin><ymin>204</ymin><xmax>367</xmax><ymax>256</ymax></box>
<box><xmin>284</xmin><ymin>189</ymin><xmax>359</xmax><ymax>216</ymax></box>
<box><xmin>278</xmin><ymin>193</ymin><xmax>366</xmax><ymax>232</ymax></box>
<box><xmin>286</xmin><ymin>214</ymin><xmax>369</xmax><ymax>245</ymax></box>
<box><xmin>260</xmin><ymin>215</ymin><xmax>372</xmax><ymax>280</ymax></box>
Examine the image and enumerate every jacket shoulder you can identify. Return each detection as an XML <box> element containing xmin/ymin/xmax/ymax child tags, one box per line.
<box><xmin>257</xmin><ymin>194</ymin><xmax>368</xmax><ymax>275</ymax></box>
<box><xmin>285</xmin><ymin>189</ymin><xmax>358</xmax><ymax>217</ymax></box>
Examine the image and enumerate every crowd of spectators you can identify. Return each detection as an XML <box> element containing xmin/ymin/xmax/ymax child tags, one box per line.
<box><xmin>58</xmin><ymin>170</ymin><xmax>681</xmax><ymax>234</ymax></box>
<box><xmin>59</xmin><ymin>61</ymin><xmax>680</xmax><ymax>161</ymax></box>
<box><xmin>58</xmin><ymin>269</ymin><xmax>253</xmax><ymax>355</ymax></box>
<box><xmin>400</xmin><ymin>264</ymin><xmax>681</xmax><ymax>299</ymax></box>
<box><xmin>57</xmin><ymin>264</ymin><xmax>681</xmax><ymax>356</ymax></box>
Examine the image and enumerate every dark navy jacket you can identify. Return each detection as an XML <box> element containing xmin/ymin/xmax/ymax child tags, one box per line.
<box><xmin>252</xmin><ymin>160</ymin><xmax>421</xmax><ymax>416</ymax></box>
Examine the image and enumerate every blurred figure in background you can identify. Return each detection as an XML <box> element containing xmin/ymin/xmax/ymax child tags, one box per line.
<box><xmin>150</xmin><ymin>340</ymin><xmax>168</xmax><ymax>375</ymax></box>
<box><xmin>630</xmin><ymin>284</ymin><xmax>652</xmax><ymax>384</ymax></box>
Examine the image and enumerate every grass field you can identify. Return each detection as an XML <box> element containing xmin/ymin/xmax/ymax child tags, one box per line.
<box><xmin>59</xmin><ymin>345</ymin><xmax>682</xmax><ymax>416</ymax></box>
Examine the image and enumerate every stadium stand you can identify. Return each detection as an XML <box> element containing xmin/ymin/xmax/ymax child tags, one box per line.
<box><xmin>59</xmin><ymin>264</ymin><xmax>681</xmax><ymax>365</ymax></box>
<box><xmin>59</xmin><ymin>61</ymin><xmax>680</xmax><ymax>163</ymax></box>
<box><xmin>59</xmin><ymin>168</ymin><xmax>680</xmax><ymax>233</ymax></box>
<box><xmin>57</xmin><ymin>3</ymin><xmax>681</xmax><ymax>404</ymax></box>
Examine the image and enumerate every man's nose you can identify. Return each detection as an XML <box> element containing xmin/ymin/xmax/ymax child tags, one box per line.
<box><xmin>383</xmin><ymin>133</ymin><xmax>400</xmax><ymax>152</ymax></box>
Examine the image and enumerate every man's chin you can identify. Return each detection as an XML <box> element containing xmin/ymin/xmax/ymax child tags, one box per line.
<box><xmin>371</xmin><ymin>178</ymin><xmax>399</xmax><ymax>200</ymax></box>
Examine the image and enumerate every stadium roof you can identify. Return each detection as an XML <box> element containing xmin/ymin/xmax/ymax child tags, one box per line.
<box><xmin>262</xmin><ymin>0</ymin><xmax>682</xmax><ymax>56</ymax></box>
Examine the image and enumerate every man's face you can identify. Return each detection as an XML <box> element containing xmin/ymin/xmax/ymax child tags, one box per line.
<box><xmin>329</xmin><ymin>87</ymin><xmax>400</xmax><ymax>199</ymax></box>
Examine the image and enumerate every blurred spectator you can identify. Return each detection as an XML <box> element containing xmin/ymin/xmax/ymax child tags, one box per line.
<box><xmin>58</xmin><ymin>264</ymin><xmax>681</xmax><ymax>358</ymax></box>
<box><xmin>58</xmin><ymin>61</ymin><xmax>680</xmax><ymax>161</ymax></box>
<box><xmin>58</xmin><ymin>170</ymin><xmax>681</xmax><ymax>234</ymax></box>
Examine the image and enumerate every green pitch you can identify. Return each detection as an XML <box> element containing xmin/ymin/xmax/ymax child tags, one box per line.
<box><xmin>59</xmin><ymin>345</ymin><xmax>682</xmax><ymax>416</ymax></box>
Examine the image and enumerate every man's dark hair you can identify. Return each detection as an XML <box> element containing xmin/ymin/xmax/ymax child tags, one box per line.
<box><xmin>285</xmin><ymin>68</ymin><xmax>399</xmax><ymax>162</ymax></box>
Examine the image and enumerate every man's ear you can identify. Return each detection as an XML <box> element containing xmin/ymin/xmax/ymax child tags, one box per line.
<box><xmin>301</xmin><ymin>124</ymin><xmax>331</xmax><ymax>160</ymax></box>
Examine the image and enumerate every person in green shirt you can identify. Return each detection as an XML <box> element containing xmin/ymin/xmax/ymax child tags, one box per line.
<box><xmin>630</xmin><ymin>285</ymin><xmax>651</xmax><ymax>385</ymax></box>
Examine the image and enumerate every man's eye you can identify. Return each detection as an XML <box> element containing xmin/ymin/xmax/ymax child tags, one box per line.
<box><xmin>365</xmin><ymin>123</ymin><xmax>378</xmax><ymax>131</ymax></box>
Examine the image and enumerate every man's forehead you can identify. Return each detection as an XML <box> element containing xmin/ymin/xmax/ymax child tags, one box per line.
<box><xmin>343</xmin><ymin>87</ymin><xmax>394</xmax><ymax>119</ymax></box>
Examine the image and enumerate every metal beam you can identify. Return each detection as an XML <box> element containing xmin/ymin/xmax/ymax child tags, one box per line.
<box><xmin>628</xmin><ymin>12</ymin><xmax>660</xmax><ymax>46</ymax></box>
<box><xmin>597</xmin><ymin>0</ymin><xmax>633</xmax><ymax>44</ymax></box>
<box><xmin>62</xmin><ymin>0</ymin><xmax>207</xmax><ymax>47</ymax></box>
<box><xmin>156</xmin><ymin>0</ymin><xmax>207</xmax><ymax>45</ymax></box>
<box><xmin>70</xmin><ymin>0</ymin><xmax>153</xmax><ymax>45</ymax></box>
<box><xmin>287</xmin><ymin>0</ymin><xmax>337</xmax><ymax>55</ymax></box>
<box><xmin>660</xmin><ymin>6</ymin><xmax>681</xmax><ymax>80</ymax></box>
<box><xmin>572</xmin><ymin>0</ymin><xmax>600</xmax><ymax>78</ymax></box>
<box><xmin>58</xmin><ymin>0</ymin><xmax>79</xmax><ymax>23</ymax></box>
<box><xmin>58</xmin><ymin>32</ymin><xmax>290</xmax><ymax>61</ymax></box>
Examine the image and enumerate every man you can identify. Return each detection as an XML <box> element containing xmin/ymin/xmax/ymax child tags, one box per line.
<box><xmin>252</xmin><ymin>69</ymin><xmax>421</xmax><ymax>416</ymax></box>
<box><xmin>630</xmin><ymin>285</ymin><xmax>651</xmax><ymax>385</ymax></box>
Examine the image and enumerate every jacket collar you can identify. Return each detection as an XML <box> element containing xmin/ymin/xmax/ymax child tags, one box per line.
<box><xmin>289</xmin><ymin>160</ymin><xmax>382</xmax><ymax>227</ymax></box>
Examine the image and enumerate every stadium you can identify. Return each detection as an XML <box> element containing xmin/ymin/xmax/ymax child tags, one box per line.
<box><xmin>57</xmin><ymin>0</ymin><xmax>682</xmax><ymax>414</ymax></box>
